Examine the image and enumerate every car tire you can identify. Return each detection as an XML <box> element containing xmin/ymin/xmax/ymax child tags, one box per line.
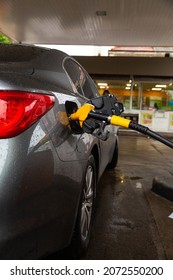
<box><xmin>107</xmin><ymin>137</ymin><xmax>119</xmax><ymax>169</ymax></box>
<box><xmin>72</xmin><ymin>154</ymin><xmax>96</xmax><ymax>257</ymax></box>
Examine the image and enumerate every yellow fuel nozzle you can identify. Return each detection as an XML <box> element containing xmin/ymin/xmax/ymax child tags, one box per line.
<box><xmin>70</xmin><ymin>103</ymin><xmax>95</xmax><ymax>127</ymax></box>
<box><xmin>69</xmin><ymin>103</ymin><xmax>131</xmax><ymax>129</ymax></box>
<box><xmin>110</xmin><ymin>115</ymin><xmax>131</xmax><ymax>128</ymax></box>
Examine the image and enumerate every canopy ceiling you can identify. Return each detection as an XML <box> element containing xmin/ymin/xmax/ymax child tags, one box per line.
<box><xmin>0</xmin><ymin>0</ymin><xmax>173</xmax><ymax>47</ymax></box>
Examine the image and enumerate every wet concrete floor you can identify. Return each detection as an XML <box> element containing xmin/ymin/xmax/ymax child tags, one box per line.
<box><xmin>83</xmin><ymin>131</ymin><xmax>173</xmax><ymax>260</ymax></box>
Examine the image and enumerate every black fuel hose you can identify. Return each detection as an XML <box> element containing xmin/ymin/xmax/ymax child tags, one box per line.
<box><xmin>129</xmin><ymin>122</ymin><xmax>173</xmax><ymax>149</ymax></box>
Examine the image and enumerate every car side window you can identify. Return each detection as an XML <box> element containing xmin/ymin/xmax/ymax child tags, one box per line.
<box><xmin>82</xmin><ymin>73</ymin><xmax>100</xmax><ymax>99</ymax></box>
<box><xmin>64</xmin><ymin>58</ymin><xmax>99</xmax><ymax>99</ymax></box>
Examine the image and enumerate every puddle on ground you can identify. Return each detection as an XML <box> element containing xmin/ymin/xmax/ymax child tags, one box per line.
<box><xmin>116</xmin><ymin>175</ymin><xmax>143</xmax><ymax>183</ymax></box>
<box><xmin>108</xmin><ymin>169</ymin><xmax>143</xmax><ymax>183</ymax></box>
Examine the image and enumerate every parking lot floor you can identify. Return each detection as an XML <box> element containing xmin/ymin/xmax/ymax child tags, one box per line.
<box><xmin>83</xmin><ymin>131</ymin><xmax>173</xmax><ymax>260</ymax></box>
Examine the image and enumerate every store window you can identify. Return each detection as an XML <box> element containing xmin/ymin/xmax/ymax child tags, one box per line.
<box><xmin>96</xmin><ymin>77</ymin><xmax>173</xmax><ymax>112</ymax></box>
<box><xmin>131</xmin><ymin>82</ymin><xmax>142</xmax><ymax>110</ymax></box>
<box><xmin>140</xmin><ymin>81</ymin><xmax>173</xmax><ymax>111</ymax></box>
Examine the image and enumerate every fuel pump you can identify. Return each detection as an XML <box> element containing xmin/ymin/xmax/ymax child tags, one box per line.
<box><xmin>66</xmin><ymin>94</ymin><xmax>173</xmax><ymax>149</ymax></box>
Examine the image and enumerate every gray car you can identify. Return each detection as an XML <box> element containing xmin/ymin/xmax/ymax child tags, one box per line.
<box><xmin>0</xmin><ymin>44</ymin><xmax>119</xmax><ymax>259</ymax></box>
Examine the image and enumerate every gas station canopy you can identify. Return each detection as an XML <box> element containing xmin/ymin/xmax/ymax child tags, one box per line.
<box><xmin>0</xmin><ymin>0</ymin><xmax>173</xmax><ymax>47</ymax></box>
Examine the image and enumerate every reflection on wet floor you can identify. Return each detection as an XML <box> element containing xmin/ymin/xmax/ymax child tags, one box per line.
<box><xmin>111</xmin><ymin>168</ymin><xmax>143</xmax><ymax>184</ymax></box>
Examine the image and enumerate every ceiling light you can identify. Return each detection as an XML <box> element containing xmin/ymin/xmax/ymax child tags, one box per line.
<box><xmin>125</xmin><ymin>86</ymin><xmax>131</xmax><ymax>90</ymax></box>
<box><xmin>152</xmin><ymin>87</ymin><xmax>162</xmax><ymax>91</ymax></box>
<box><xmin>97</xmin><ymin>82</ymin><xmax>108</xmax><ymax>86</ymax></box>
<box><xmin>126</xmin><ymin>83</ymin><xmax>131</xmax><ymax>86</ymax></box>
<box><xmin>155</xmin><ymin>84</ymin><xmax>167</xmax><ymax>88</ymax></box>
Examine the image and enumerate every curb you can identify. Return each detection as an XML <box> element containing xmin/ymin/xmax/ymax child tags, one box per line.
<box><xmin>152</xmin><ymin>177</ymin><xmax>173</xmax><ymax>202</ymax></box>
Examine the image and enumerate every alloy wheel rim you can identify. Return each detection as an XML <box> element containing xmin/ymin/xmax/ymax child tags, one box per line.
<box><xmin>80</xmin><ymin>165</ymin><xmax>94</xmax><ymax>241</ymax></box>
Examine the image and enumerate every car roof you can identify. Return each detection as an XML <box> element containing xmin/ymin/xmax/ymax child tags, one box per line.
<box><xmin>0</xmin><ymin>44</ymin><xmax>68</xmax><ymax>69</ymax></box>
<box><xmin>0</xmin><ymin>44</ymin><xmax>75</xmax><ymax>92</ymax></box>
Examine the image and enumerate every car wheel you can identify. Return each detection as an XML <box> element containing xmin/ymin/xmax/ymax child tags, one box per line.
<box><xmin>73</xmin><ymin>154</ymin><xmax>96</xmax><ymax>257</ymax></box>
<box><xmin>107</xmin><ymin>137</ymin><xmax>119</xmax><ymax>169</ymax></box>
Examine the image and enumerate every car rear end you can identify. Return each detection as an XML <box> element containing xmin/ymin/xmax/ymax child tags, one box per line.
<box><xmin>0</xmin><ymin>44</ymin><xmax>89</xmax><ymax>259</ymax></box>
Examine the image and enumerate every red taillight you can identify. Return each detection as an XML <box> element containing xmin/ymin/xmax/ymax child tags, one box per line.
<box><xmin>0</xmin><ymin>91</ymin><xmax>55</xmax><ymax>138</ymax></box>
